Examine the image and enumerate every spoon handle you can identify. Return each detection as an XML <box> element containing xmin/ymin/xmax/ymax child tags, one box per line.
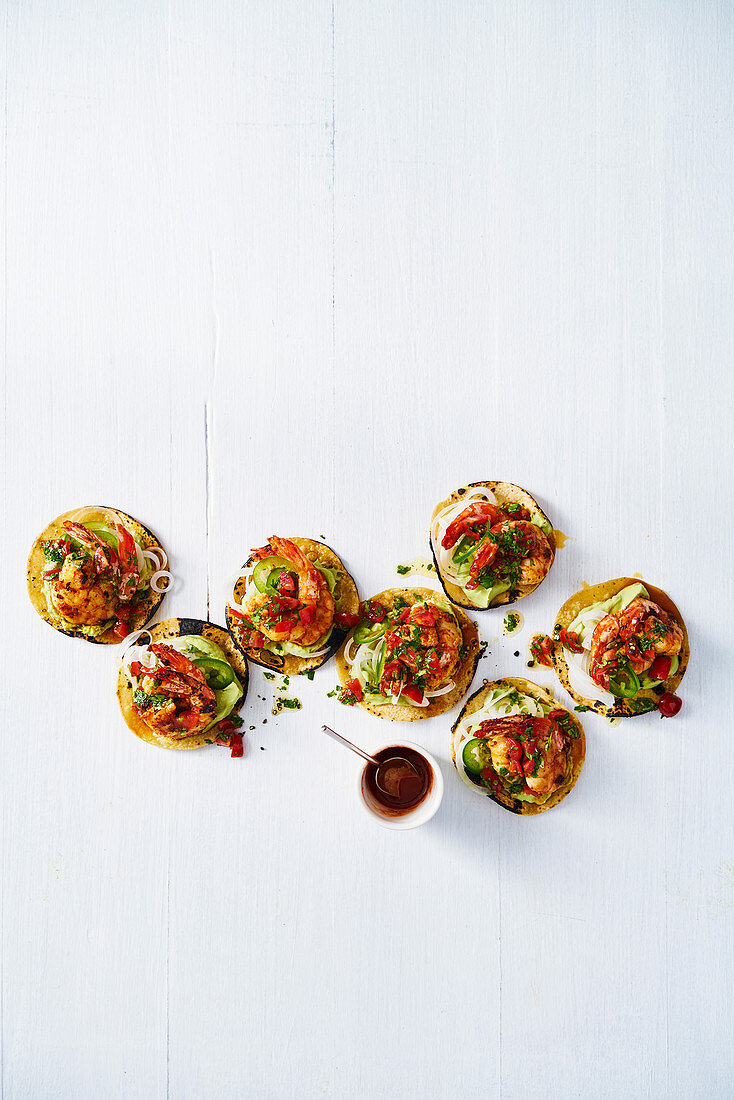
<box><xmin>321</xmin><ymin>724</ymin><xmax>379</xmax><ymax>767</ymax></box>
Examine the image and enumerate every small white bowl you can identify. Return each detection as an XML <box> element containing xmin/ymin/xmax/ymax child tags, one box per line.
<box><xmin>358</xmin><ymin>741</ymin><xmax>444</xmax><ymax>830</ymax></box>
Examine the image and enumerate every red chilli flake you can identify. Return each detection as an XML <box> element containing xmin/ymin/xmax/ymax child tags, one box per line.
<box><xmin>229</xmin><ymin>732</ymin><xmax>244</xmax><ymax>757</ymax></box>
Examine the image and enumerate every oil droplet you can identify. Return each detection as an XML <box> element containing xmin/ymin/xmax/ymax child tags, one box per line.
<box><xmin>502</xmin><ymin>611</ymin><xmax>524</xmax><ymax>636</ymax></box>
<box><xmin>396</xmin><ymin>556</ymin><xmax>436</xmax><ymax>579</ymax></box>
<box><xmin>554</xmin><ymin>530</ymin><xmax>571</xmax><ymax>549</ymax></box>
<box><xmin>632</xmin><ymin>572</ymin><xmax>643</xmax><ymax>579</ymax></box>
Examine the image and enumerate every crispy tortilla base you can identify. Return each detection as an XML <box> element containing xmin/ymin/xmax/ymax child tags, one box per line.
<box><xmin>116</xmin><ymin>618</ymin><xmax>249</xmax><ymax>750</ymax></box>
<box><xmin>226</xmin><ymin>537</ymin><xmax>360</xmax><ymax>676</ymax></box>
<box><xmin>429</xmin><ymin>481</ymin><xmax>556</xmax><ymax>611</ymax></box>
<box><xmin>27</xmin><ymin>506</ymin><xmax>168</xmax><ymax>644</ymax></box>
<box><xmin>335</xmin><ymin>586</ymin><xmax>480</xmax><ymax>721</ymax></box>
<box><xmin>551</xmin><ymin>578</ymin><xmax>689</xmax><ymax>719</ymax></box>
<box><xmin>451</xmin><ymin>677</ymin><xmax>586</xmax><ymax>815</ymax></box>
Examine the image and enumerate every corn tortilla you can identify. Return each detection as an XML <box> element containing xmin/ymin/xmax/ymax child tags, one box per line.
<box><xmin>116</xmin><ymin>617</ymin><xmax>249</xmax><ymax>750</ymax></box>
<box><xmin>336</xmin><ymin>586</ymin><xmax>480</xmax><ymax>721</ymax></box>
<box><xmin>551</xmin><ymin>578</ymin><xmax>689</xmax><ymax>718</ymax></box>
<box><xmin>226</xmin><ymin>537</ymin><xmax>359</xmax><ymax>675</ymax></box>
<box><xmin>430</xmin><ymin>481</ymin><xmax>555</xmax><ymax>611</ymax></box>
<box><xmin>27</xmin><ymin>505</ymin><xmax>169</xmax><ymax>644</ymax></box>
<box><xmin>451</xmin><ymin>677</ymin><xmax>586</xmax><ymax>815</ymax></box>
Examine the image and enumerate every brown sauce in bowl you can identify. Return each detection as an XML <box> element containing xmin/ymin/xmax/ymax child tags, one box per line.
<box><xmin>361</xmin><ymin>746</ymin><xmax>433</xmax><ymax>818</ymax></box>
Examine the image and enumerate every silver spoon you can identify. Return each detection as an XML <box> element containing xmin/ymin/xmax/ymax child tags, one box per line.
<box><xmin>321</xmin><ymin>724</ymin><xmax>421</xmax><ymax>798</ymax></box>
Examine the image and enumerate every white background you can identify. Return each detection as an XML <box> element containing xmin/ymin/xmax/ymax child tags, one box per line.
<box><xmin>3</xmin><ymin>2</ymin><xmax>733</xmax><ymax>1097</ymax></box>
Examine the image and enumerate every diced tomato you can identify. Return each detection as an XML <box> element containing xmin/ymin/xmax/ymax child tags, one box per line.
<box><xmin>213</xmin><ymin>719</ymin><xmax>237</xmax><ymax>744</ymax></box>
<box><xmin>113</xmin><ymin>617</ymin><xmax>130</xmax><ymax>639</ymax></box>
<box><xmin>410</xmin><ymin>608</ymin><xmax>435</xmax><ymax>628</ymax></box>
<box><xmin>649</xmin><ymin>655</ymin><xmax>672</xmax><ymax>682</ymax></box>
<box><xmin>530</xmin><ymin>634</ymin><xmax>554</xmax><ymax>668</ymax></box>
<box><xmin>396</xmin><ymin>608</ymin><xmax>410</xmax><ymax>624</ymax></box>
<box><xmin>278</xmin><ymin>619</ymin><xmax>297</xmax><ymax>631</ymax></box>
<box><xmin>335</xmin><ymin>610</ymin><xmax>360</xmax><ymax>629</ymax></box>
<box><xmin>228</xmin><ymin>606</ymin><xmax>245</xmax><ymax>624</ymax></box>
<box><xmin>276</xmin><ymin>571</ymin><xmax>296</xmax><ymax>594</ymax></box>
<box><xmin>381</xmin><ymin>659</ymin><xmax>403</xmax><ymax>683</ymax></box>
<box><xmin>130</xmin><ymin>661</ymin><xmax>143</xmax><ymax>676</ymax></box>
<box><xmin>359</xmin><ymin>600</ymin><xmax>387</xmax><ymax>623</ymax></box>
<box><xmin>658</xmin><ymin>692</ymin><xmax>682</xmax><ymax>718</ymax></box>
<box><xmin>400</xmin><ymin>684</ymin><xmax>424</xmax><ymax>705</ymax></box>
<box><xmin>557</xmin><ymin>628</ymin><xmax>583</xmax><ymax>653</ymax></box>
<box><xmin>270</xmin><ymin>595</ymin><xmax>300</xmax><ymax>611</ymax></box>
<box><xmin>507</xmin><ymin>738</ymin><xmax>523</xmax><ymax>774</ymax></box>
<box><xmin>178</xmin><ymin>711</ymin><xmax>200</xmax><ymax>730</ymax></box>
<box><xmin>229</xmin><ymin>732</ymin><xmax>244</xmax><ymax>757</ymax></box>
<box><xmin>299</xmin><ymin>604</ymin><xmax>316</xmax><ymax>626</ymax></box>
<box><xmin>340</xmin><ymin>678</ymin><xmax>363</xmax><ymax>705</ymax></box>
<box><xmin>426</xmin><ymin>650</ymin><xmax>441</xmax><ymax>672</ymax></box>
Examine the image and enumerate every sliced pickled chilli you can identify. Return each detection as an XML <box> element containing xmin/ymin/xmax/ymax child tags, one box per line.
<box><xmin>607</xmin><ymin>663</ymin><xmax>640</xmax><ymax>699</ymax></box>
<box><xmin>192</xmin><ymin>656</ymin><xmax>235</xmax><ymax>690</ymax></box>
<box><xmin>353</xmin><ymin>620</ymin><xmax>388</xmax><ymax>645</ymax></box>
<box><xmin>252</xmin><ymin>556</ymin><xmax>295</xmax><ymax>595</ymax></box>
<box><xmin>462</xmin><ymin>738</ymin><xmax>486</xmax><ymax>774</ymax></box>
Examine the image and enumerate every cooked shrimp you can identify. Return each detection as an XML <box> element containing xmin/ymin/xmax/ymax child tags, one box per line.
<box><xmin>483</xmin><ymin>715</ymin><xmax>568</xmax><ymax>798</ymax></box>
<box><xmin>523</xmin><ymin>723</ymin><xmax>567</xmax><ymax>798</ymax></box>
<box><xmin>589</xmin><ymin>597</ymin><xmax>683</xmax><ymax>688</ymax></box>
<box><xmin>242</xmin><ymin>536</ymin><xmax>335</xmax><ymax>647</ymax></box>
<box><xmin>134</xmin><ymin>643</ymin><xmax>216</xmax><ymax>738</ymax></box>
<box><xmin>382</xmin><ymin>602</ymin><xmax>462</xmax><ymax>691</ymax></box>
<box><xmin>52</xmin><ymin>552</ymin><xmax>118</xmax><ymax>626</ymax></box>
<box><xmin>441</xmin><ymin>501</ymin><xmax>499</xmax><ymax>549</ymax></box>
<box><xmin>50</xmin><ymin>520</ymin><xmax>143</xmax><ymax>627</ymax></box>
<box><xmin>469</xmin><ymin>520</ymin><xmax>553</xmax><ymax>587</ymax></box>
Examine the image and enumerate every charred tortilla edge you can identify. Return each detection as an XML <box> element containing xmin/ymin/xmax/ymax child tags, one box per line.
<box><xmin>116</xmin><ymin>618</ymin><xmax>249</xmax><ymax>750</ymax></box>
<box><xmin>429</xmin><ymin>481</ymin><xmax>556</xmax><ymax>611</ymax></box>
<box><xmin>450</xmin><ymin>676</ymin><xmax>586</xmax><ymax>815</ymax></box>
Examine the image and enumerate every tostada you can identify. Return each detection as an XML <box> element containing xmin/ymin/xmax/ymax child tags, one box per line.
<box><xmin>117</xmin><ymin>618</ymin><xmax>248</xmax><ymax>751</ymax></box>
<box><xmin>335</xmin><ymin>586</ymin><xmax>479</xmax><ymax>720</ymax></box>
<box><xmin>451</xmin><ymin>677</ymin><xmax>585</xmax><ymax>814</ymax></box>
<box><xmin>550</xmin><ymin>579</ymin><xmax>688</xmax><ymax>718</ymax></box>
<box><xmin>430</xmin><ymin>481</ymin><xmax>555</xmax><ymax>610</ymax></box>
<box><xmin>226</xmin><ymin>536</ymin><xmax>359</xmax><ymax>675</ymax></box>
<box><xmin>27</xmin><ymin>505</ymin><xmax>170</xmax><ymax>643</ymax></box>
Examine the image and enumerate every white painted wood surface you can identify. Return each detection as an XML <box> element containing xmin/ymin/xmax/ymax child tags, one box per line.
<box><xmin>3</xmin><ymin>2</ymin><xmax>733</xmax><ymax>1097</ymax></box>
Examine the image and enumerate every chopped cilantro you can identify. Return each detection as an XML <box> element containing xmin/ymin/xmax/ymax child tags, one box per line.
<box><xmin>132</xmin><ymin>689</ymin><xmax>166</xmax><ymax>710</ymax></box>
<box><xmin>396</xmin><ymin>564</ymin><xmax>411</xmax><ymax>575</ymax></box>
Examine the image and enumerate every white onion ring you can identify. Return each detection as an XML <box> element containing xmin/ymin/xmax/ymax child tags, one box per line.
<box><xmin>121</xmin><ymin>628</ymin><xmax>153</xmax><ymax>651</ymax></box>
<box><xmin>150</xmin><ymin>570</ymin><xmax>173</xmax><ymax>593</ymax></box>
<box><xmin>143</xmin><ymin>546</ymin><xmax>168</xmax><ymax>570</ymax></box>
